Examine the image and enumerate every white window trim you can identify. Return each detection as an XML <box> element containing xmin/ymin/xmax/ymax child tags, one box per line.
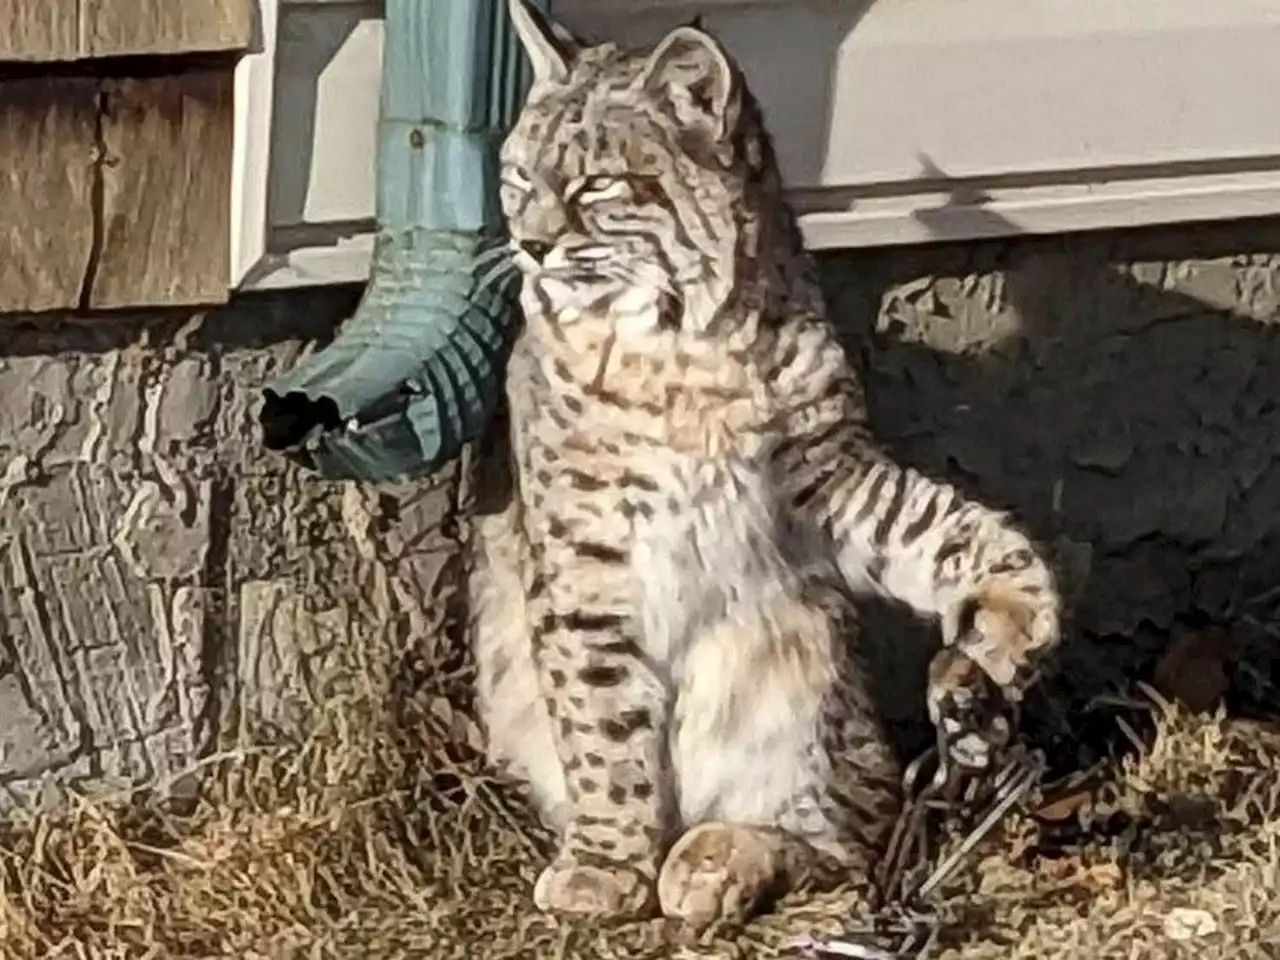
<box><xmin>230</xmin><ymin>0</ymin><xmax>378</xmax><ymax>291</ymax></box>
<box><xmin>231</xmin><ymin>0</ymin><xmax>1280</xmax><ymax>291</ymax></box>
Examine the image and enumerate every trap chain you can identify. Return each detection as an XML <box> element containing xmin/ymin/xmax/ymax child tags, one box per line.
<box><xmin>789</xmin><ymin>725</ymin><xmax>1047</xmax><ymax>960</ymax></box>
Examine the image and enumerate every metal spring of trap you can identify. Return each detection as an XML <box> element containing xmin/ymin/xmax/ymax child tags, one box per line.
<box><xmin>789</xmin><ymin>730</ymin><xmax>1048</xmax><ymax>960</ymax></box>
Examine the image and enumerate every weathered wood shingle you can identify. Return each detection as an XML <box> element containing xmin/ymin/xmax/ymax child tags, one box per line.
<box><xmin>0</xmin><ymin>69</ymin><xmax>236</xmax><ymax>314</ymax></box>
<box><xmin>0</xmin><ymin>78</ymin><xmax>97</xmax><ymax>313</ymax></box>
<box><xmin>0</xmin><ymin>0</ymin><xmax>255</xmax><ymax>60</ymax></box>
<box><xmin>92</xmin><ymin>72</ymin><xmax>235</xmax><ymax>309</ymax></box>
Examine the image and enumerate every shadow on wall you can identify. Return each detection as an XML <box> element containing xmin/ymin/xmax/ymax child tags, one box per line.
<box><xmin>819</xmin><ymin>191</ymin><xmax>1280</xmax><ymax>762</ymax></box>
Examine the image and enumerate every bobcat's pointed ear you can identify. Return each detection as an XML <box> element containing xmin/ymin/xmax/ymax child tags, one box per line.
<box><xmin>637</xmin><ymin>25</ymin><xmax>740</xmax><ymax>142</ymax></box>
<box><xmin>509</xmin><ymin>0</ymin><xmax>580</xmax><ymax>85</ymax></box>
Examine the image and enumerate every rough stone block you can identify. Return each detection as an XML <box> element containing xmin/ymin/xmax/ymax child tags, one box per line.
<box><xmin>0</xmin><ymin>290</ymin><xmax>466</xmax><ymax>812</ymax></box>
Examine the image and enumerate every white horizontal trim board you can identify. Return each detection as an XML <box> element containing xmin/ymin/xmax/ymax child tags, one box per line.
<box><xmin>231</xmin><ymin>0</ymin><xmax>1280</xmax><ymax>290</ymax></box>
<box><xmin>794</xmin><ymin>165</ymin><xmax>1280</xmax><ymax>249</ymax></box>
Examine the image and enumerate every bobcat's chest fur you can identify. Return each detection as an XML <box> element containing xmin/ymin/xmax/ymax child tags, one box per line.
<box><xmin>507</xmin><ymin>313</ymin><xmax>799</xmax><ymax>670</ymax></box>
<box><xmin>520</xmin><ymin>309</ymin><xmax>777</xmax><ymax>461</ymax></box>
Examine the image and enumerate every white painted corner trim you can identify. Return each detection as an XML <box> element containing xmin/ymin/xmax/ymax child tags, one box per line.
<box><xmin>231</xmin><ymin>0</ymin><xmax>1280</xmax><ymax>291</ymax></box>
<box><xmin>231</xmin><ymin>0</ymin><xmax>279</xmax><ymax>291</ymax></box>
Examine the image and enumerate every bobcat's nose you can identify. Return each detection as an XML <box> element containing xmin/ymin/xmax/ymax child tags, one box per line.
<box><xmin>519</xmin><ymin>239</ymin><xmax>554</xmax><ymax>264</ymax></box>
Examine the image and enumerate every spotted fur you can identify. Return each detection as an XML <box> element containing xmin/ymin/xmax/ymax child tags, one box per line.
<box><xmin>468</xmin><ymin>0</ymin><xmax>1062</xmax><ymax>927</ymax></box>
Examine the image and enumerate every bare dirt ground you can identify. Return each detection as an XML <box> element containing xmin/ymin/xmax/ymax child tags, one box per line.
<box><xmin>1</xmin><ymin>623</ymin><xmax>1276</xmax><ymax>960</ymax></box>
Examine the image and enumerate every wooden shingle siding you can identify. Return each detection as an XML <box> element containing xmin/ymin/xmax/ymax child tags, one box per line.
<box><xmin>91</xmin><ymin>72</ymin><xmax>235</xmax><ymax>308</ymax></box>
<box><xmin>0</xmin><ymin>0</ymin><xmax>256</xmax><ymax>61</ymax></box>
<box><xmin>82</xmin><ymin>0</ymin><xmax>257</xmax><ymax>59</ymax></box>
<box><xmin>0</xmin><ymin>79</ymin><xmax>97</xmax><ymax>313</ymax></box>
<box><xmin>0</xmin><ymin>0</ymin><xmax>252</xmax><ymax>311</ymax></box>
<box><xmin>0</xmin><ymin>1</ymin><xmax>79</xmax><ymax>61</ymax></box>
<box><xmin>0</xmin><ymin>70</ymin><xmax>235</xmax><ymax>314</ymax></box>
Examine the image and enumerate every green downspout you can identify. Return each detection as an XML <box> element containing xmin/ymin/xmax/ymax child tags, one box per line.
<box><xmin>259</xmin><ymin>0</ymin><xmax>544</xmax><ymax>482</ymax></box>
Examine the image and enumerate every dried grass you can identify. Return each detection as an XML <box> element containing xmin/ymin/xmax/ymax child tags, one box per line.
<box><xmin>0</xmin><ymin>648</ymin><xmax>1276</xmax><ymax>959</ymax></box>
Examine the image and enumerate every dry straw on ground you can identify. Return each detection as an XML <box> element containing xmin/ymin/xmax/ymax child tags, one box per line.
<box><xmin>1</xmin><ymin>635</ymin><xmax>1276</xmax><ymax>959</ymax></box>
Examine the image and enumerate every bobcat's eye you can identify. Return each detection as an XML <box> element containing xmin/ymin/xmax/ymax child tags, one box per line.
<box><xmin>628</xmin><ymin>177</ymin><xmax>665</xmax><ymax>205</ymax></box>
<box><xmin>502</xmin><ymin>167</ymin><xmax>533</xmax><ymax>191</ymax></box>
<box><xmin>569</xmin><ymin>176</ymin><xmax>631</xmax><ymax>205</ymax></box>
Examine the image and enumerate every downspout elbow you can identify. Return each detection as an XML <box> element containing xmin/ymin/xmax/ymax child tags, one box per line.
<box><xmin>259</xmin><ymin>0</ymin><xmax>539</xmax><ymax>482</ymax></box>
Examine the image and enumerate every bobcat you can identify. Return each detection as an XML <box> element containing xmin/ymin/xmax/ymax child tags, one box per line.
<box><xmin>467</xmin><ymin>0</ymin><xmax>1061</xmax><ymax>928</ymax></box>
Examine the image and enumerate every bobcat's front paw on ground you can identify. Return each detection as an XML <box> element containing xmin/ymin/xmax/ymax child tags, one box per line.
<box><xmin>533</xmin><ymin>856</ymin><xmax>658</xmax><ymax>920</ymax></box>
<box><xmin>657</xmin><ymin>822</ymin><xmax>800</xmax><ymax>929</ymax></box>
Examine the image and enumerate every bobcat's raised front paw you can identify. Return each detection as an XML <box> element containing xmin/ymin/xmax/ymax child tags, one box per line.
<box><xmin>946</xmin><ymin>581</ymin><xmax>1059</xmax><ymax>698</ymax></box>
<box><xmin>926</xmin><ymin>645</ymin><xmax>1012</xmax><ymax>773</ymax></box>
<box><xmin>930</xmin><ymin>579</ymin><xmax>1059</xmax><ymax>772</ymax></box>
<box><xmin>533</xmin><ymin>855</ymin><xmax>658</xmax><ymax>920</ymax></box>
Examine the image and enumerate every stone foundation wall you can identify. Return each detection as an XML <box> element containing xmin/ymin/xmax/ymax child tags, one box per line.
<box><xmin>2</xmin><ymin>218</ymin><xmax>1278</xmax><ymax>804</ymax></box>
<box><xmin>0</xmin><ymin>290</ymin><xmax>466</xmax><ymax>810</ymax></box>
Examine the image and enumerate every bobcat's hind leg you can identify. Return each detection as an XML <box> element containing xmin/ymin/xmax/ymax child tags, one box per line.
<box><xmin>470</xmin><ymin>497</ymin><xmax>571</xmax><ymax>832</ymax></box>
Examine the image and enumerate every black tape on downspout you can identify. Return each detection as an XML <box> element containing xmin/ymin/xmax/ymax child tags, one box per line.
<box><xmin>259</xmin><ymin>0</ymin><xmax>543</xmax><ymax>482</ymax></box>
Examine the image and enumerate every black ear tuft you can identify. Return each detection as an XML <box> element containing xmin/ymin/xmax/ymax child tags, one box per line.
<box><xmin>509</xmin><ymin>0</ymin><xmax>581</xmax><ymax>85</ymax></box>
